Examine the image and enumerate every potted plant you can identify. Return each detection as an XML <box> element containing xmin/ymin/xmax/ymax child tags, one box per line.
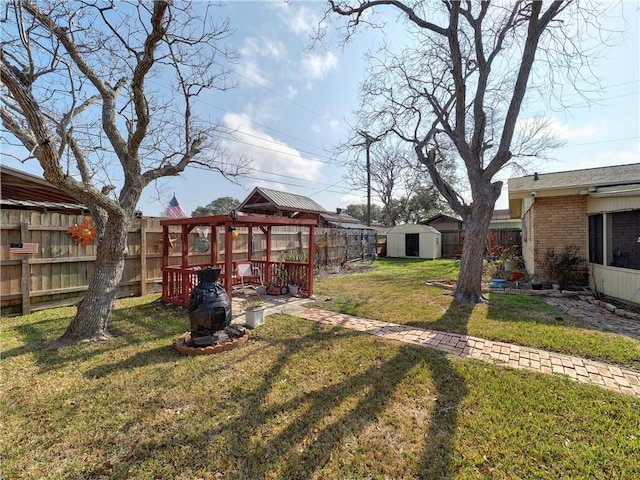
<box><xmin>242</xmin><ymin>297</ymin><xmax>267</xmax><ymax>328</ymax></box>
<box><xmin>283</xmin><ymin>251</ymin><xmax>306</xmax><ymax>296</ymax></box>
<box><xmin>511</xmin><ymin>270</ymin><xmax>526</xmax><ymax>281</ymax></box>
<box><xmin>510</xmin><ymin>255</ymin><xmax>526</xmax><ymax>281</ymax></box>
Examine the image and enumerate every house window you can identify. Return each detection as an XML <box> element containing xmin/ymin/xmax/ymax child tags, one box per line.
<box><xmin>610</xmin><ymin>209</ymin><xmax>640</xmax><ymax>270</ymax></box>
<box><xmin>588</xmin><ymin>214</ymin><xmax>603</xmax><ymax>265</ymax></box>
<box><xmin>589</xmin><ymin>209</ymin><xmax>640</xmax><ymax>270</ymax></box>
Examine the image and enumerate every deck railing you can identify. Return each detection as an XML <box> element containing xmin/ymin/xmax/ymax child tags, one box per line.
<box><xmin>161</xmin><ymin>261</ymin><xmax>310</xmax><ymax>308</ymax></box>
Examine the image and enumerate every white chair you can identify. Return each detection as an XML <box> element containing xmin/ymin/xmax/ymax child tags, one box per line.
<box><xmin>233</xmin><ymin>262</ymin><xmax>263</xmax><ymax>290</ymax></box>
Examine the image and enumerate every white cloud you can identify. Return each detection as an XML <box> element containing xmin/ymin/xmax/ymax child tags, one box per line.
<box><xmin>284</xmin><ymin>84</ymin><xmax>298</xmax><ymax>100</ymax></box>
<box><xmin>239</xmin><ymin>102</ymin><xmax>277</xmax><ymax>126</ymax></box>
<box><xmin>272</xmin><ymin>3</ymin><xmax>320</xmax><ymax>36</ymax></box>
<box><xmin>236</xmin><ymin>59</ymin><xmax>270</xmax><ymax>88</ymax></box>
<box><xmin>328</xmin><ymin>118</ymin><xmax>341</xmax><ymax>131</ymax></box>
<box><xmin>310</xmin><ymin>118</ymin><xmax>343</xmax><ymax>136</ymax></box>
<box><xmin>240</xmin><ymin>37</ymin><xmax>286</xmax><ymax>60</ymax></box>
<box><xmin>301</xmin><ymin>52</ymin><xmax>338</xmax><ymax>80</ymax></box>
<box><xmin>221</xmin><ymin>112</ymin><xmax>324</xmax><ymax>184</ymax></box>
<box><xmin>537</xmin><ymin>116</ymin><xmax>601</xmax><ymax>141</ymax></box>
<box><xmin>236</xmin><ymin>37</ymin><xmax>288</xmax><ymax>88</ymax></box>
<box><xmin>568</xmin><ymin>142</ymin><xmax>640</xmax><ymax>170</ymax></box>
<box><xmin>340</xmin><ymin>193</ymin><xmax>367</xmax><ymax>206</ymax></box>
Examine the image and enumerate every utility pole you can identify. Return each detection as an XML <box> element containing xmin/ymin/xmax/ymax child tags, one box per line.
<box><xmin>357</xmin><ymin>130</ymin><xmax>382</xmax><ymax>226</ymax></box>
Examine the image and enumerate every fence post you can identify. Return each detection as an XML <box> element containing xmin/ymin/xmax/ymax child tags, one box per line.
<box><xmin>140</xmin><ymin>218</ymin><xmax>147</xmax><ymax>297</ymax></box>
<box><xmin>20</xmin><ymin>222</ymin><xmax>31</xmax><ymax>315</ymax></box>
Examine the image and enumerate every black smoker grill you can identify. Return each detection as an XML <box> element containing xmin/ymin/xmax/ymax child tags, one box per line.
<box><xmin>187</xmin><ymin>268</ymin><xmax>232</xmax><ymax>347</ymax></box>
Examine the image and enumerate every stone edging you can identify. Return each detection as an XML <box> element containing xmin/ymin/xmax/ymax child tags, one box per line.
<box><xmin>173</xmin><ymin>330</ymin><xmax>250</xmax><ymax>355</ymax></box>
<box><xmin>425</xmin><ymin>281</ymin><xmax>640</xmax><ymax>322</ymax></box>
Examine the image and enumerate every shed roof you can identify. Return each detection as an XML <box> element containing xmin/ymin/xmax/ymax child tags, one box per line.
<box><xmin>424</xmin><ymin>213</ymin><xmax>463</xmax><ymax>224</ymax></box>
<box><xmin>388</xmin><ymin>224</ymin><xmax>441</xmax><ymax>234</ymax></box>
<box><xmin>239</xmin><ymin>187</ymin><xmax>328</xmax><ymax>216</ymax></box>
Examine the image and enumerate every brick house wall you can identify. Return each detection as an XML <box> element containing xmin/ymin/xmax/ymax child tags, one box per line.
<box><xmin>532</xmin><ymin>195</ymin><xmax>588</xmax><ymax>281</ymax></box>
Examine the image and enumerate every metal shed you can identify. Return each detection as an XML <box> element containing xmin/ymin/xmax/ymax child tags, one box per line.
<box><xmin>386</xmin><ymin>224</ymin><xmax>442</xmax><ymax>259</ymax></box>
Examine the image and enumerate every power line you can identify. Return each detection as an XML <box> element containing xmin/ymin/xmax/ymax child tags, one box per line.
<box><xmin>189</xmin><ymin>163</ymin><xmax>354</xmax><ymax>195</ymax></box>
<box><xmin>564</xmin><ymin>136</ymin><xmax>639</xmax><ymax>148</ymax></box>
<box><xmin>148</xmin><ymin>78</ymin><xmax>335</xmax><ymax>157</ymax></box>
<box><xmin>217</xmin><ymin>127</ymin><xmax>335</xmax><ymax>164</ymax></box>
<box><xmin>309</xmin><ymin>178</ymin><xmax>348</xmax><ymax>197</ymax></box>
<box><xmin>216</xmin><ymin>131</ymin><xmax>333</xmax><ymax>165</ymax></box>
<box><xmin>230</xmin><ymin>68</ymin><xmax>325</xmax><ymax>118</ymax></box>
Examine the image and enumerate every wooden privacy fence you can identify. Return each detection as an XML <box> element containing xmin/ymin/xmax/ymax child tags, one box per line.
<box><xmin>1</xmin><ymin>212</ymin><xmax>169</xmax><ymax>315</ymax></box>
<box><xmin>0</xmin><ymin>209</ymin><xmax>379</xmax><ymax>315</ymax></box>
<box><xmin>313</xmin><ymin>228</ymin><xmax>377</xmax><ymax>267</ymax></box>
<box><xmin>440</xmin><ymin>228</ymin><xmax>521</xmax><ymax>258</ymax></box>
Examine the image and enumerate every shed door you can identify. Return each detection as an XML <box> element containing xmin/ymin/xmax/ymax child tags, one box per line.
<box><xmin>405</xmin><ymin>233</ymin><xmax>420</xmax><ymax>257</ymax></box>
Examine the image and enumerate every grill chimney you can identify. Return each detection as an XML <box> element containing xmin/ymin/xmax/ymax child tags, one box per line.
<box><xmin>534</xmin><ymin>172</ymin><xmax>539</xmax><ymax>181</ymax></box>
<box><xmin>336</xmin><ymin>208</ymin><xmax>342</xmax><ymax>214</ymax></box>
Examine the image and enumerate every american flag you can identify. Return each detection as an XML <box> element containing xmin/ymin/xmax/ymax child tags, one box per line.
<box><xmin>10</xmin><ymin>242</ymin><xmax>39</xmax><ymax>254</ymax></box>
<box><xmin>165</xmin><ymin>195</ymin><xmax>186</xmax><ymax>219</ymax></box>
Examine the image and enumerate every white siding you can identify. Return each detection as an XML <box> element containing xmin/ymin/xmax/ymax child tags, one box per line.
<box><xmin>587</xmin><ymin>195</ymin><xmax>640</xmax><ymax>214</ymax></box>
<box><xmin>590</xmin><ymin>264</ymin><xmax>640</xmax><ymax>304</ymax></box>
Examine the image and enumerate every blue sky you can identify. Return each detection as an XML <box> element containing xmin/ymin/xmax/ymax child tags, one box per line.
<box><xmin>3</xmin><ymin>1</ymin><xmax>639</xmax><ymax>217</ymax></box>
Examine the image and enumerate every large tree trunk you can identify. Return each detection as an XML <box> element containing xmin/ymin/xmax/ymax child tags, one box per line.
<box><xmin>49</xmin><ymin>215</ymin><xmax>131</xmax><ymax>348</ymax></box>
<box><xmin>453</xmin><ymin>189</ymin><xmax>498</xmax><ymax>305</ymax></box>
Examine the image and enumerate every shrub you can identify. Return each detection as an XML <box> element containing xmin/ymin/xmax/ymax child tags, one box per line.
<box><xmin>542</xmin><ymin>245</ymin><xmax>587</xmax><ymax>289</ymax></box>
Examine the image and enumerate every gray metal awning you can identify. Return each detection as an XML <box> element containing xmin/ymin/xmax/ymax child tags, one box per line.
<box><xmin>327</xmin><ymin>221</ymin><xmax>375</xmax><ymax>230</ymax></box>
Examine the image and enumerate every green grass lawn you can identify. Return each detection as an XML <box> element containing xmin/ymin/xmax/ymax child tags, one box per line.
<box><xmin>314</xmin><ymin>258</ymin><xmax>640</xmax><ymax>371</ymax></box>
<box><xmin>1</xmin><ymin>260</ymin><xmax>639</xmax><ymax>479</ymax></box>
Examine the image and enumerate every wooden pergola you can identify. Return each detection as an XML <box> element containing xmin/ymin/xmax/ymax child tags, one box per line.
<box><xmin>160</xmin><ymin>214</ymin><xmax>316</xmax><ymax>308</ymax></box>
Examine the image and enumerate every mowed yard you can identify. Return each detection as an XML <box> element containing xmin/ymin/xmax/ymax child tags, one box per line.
<box><xmin>2</xmin><ymin>259</ymin><xmax>639</xmax><ymax>479</ymax></box>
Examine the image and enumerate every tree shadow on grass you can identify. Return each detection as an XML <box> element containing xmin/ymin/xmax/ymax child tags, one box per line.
<box><xmin>10</xmin><ymin>301</ymin><xmax>470</xmax><ymax>479</ymax></box>
<box><xmin>403</xmin><ymin>297</ymin><xmax>477</xmax><ymax>336</ymax></box>
<box><xmin>245</xmin><ymin>350</ymin><xmax>464</xmax><ymax>479</ymax></box>
<box><xmin>231</xmin><ymin>309</ymin><xmax>468</xmax><ymax>478</ymax></box>
<box><xmin>188</xmin><ymin>304</ymin><xmax>468</xmax><ymax>478</ymax></box>
<box><xmin>1</xmin><ymin>315</ymin><xmax>73</xmax><ymax>360</ymax></box>
<box><xmin>2</xmin><ymin>299</ymin><xmax>189</xmax><ymax>371</ymax></box>
<box><xmin>82</xmin><ymin>344</ymin><xmax>182</xmax><ymax>378</ymax></box>
<box><xmin>104</xmin><ymin>322</ymin><xmax>468</xmax><ymax>478</ymax></box>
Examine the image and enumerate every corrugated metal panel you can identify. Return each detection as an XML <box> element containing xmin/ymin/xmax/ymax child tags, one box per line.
<box><xmin>321</xmin><ymin>211</ymin><xmax>361</xmax><ymax>223</ymax></box>
<box><xmin>1</xmin><ymin>198</ymin><xmax>86</xmax><ymax>211</ymax></box>
<box><xmin>327</xmin><ymin>221</ymin><xmax>374</xmax><ymax>230</ymax></box>
<box><xmin>1</xmin><ymin>165</ymin><xmax>80</xmax><ymax>203</ymax></box>
<box><xmin>255</xmin><ymin>187</ymin><xmax>327</xmax><ymax>212</ymax></box>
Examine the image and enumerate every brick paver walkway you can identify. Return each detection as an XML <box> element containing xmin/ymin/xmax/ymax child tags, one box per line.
<box><xmin>294</xmin><ymin>308</ymin><xmax>640</xmax><ymax>398</ymax></box>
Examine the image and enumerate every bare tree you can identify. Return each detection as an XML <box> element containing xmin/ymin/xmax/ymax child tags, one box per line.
<box><xmin>1</xmin><ymin>0</ymin><xmax>246</xmax><ymax>347</ymax></box>
<box><xmin>325</xmin><ymin>0</ymin><xmax>603</xmax><ymax>304</ymax></box>
<box><xmin>346</xmin><ymin>139</ymin><xmax>446</xmax><ymax>225</ymax></box>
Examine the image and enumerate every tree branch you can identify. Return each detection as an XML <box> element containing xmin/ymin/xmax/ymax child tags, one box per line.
<box><xmin>329</xmin><ymin>0</ymin><xmax>448</xmax><ymax>35</ymax></box>
<box><xmin>487</xmin><ymin>1</ymin><xmax>568</xmax><ymax>179</ymax></box>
